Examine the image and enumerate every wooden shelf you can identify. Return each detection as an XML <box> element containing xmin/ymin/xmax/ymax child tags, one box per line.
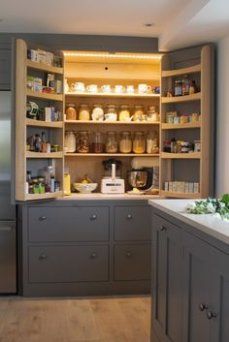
<box><xmin>160</xmin><ymin>190</ymin><xmax>201</xmax><ymax>199</ymax></box>
<box><xmin>26</xmin><ymin>59</ymin><xmax>64</xmax><ymax>74</ymax></box>
<box><xmin>26</xmin><ymin>118</ymin><xmax>63</xmax><ymax>128</ymax></box>
<box><xmin>65</xmin><ymin>120</ymin><xmax>160</xmax><ymax>125</ymax></box>
<box><xmin>25</xmin><ymin>191</ymin><xmax>63</xmax><ymax>201</ymax></box>
<box><xmin>65</xmin><ymin>92</ymin><xmax>160</xmax><ymax>98</ymax></box>
<box><xmin>161</xmin><ymin>93</ymin><xmax>201</xmax><ymax>104</ymax></box>
<box><xmin>26</xmin><ymin>89</ymin><xmax>63</xmax><ymax>102</ymax></box>
<box><xmin>161</xmin><ymin>152</ymin><xmax>201</xmax><ymax>159</ymax></box>
<box><xmin>162</xmin><ymin>64</ymin><xmax>201</xmax><ymax>78</ymax></box>
<box><xmin>65</xmin><ymin>153</ymin><xmax>160</xmax><ymax>157</ymax></box>
<box><xmin>26</xmin><ymin>151</ymin><xmax>63</xmax><ymax>159</ymax></box>
<box><xmin>161</xmin><ymin>122</ymin><xmax>201</xmax><ymax>130</ymax></box>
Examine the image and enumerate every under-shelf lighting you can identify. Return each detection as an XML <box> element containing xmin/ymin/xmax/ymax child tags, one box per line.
<box><xmin>63</xmin><ymin>51</ymin><xmax>162</xmax><ymax>60</ymax></box>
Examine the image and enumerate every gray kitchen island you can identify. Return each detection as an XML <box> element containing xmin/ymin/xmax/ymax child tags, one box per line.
<box><xmin>149</xmin><ymin>199</ymin><xmax>229</xmax><ymax>342</ymax></box>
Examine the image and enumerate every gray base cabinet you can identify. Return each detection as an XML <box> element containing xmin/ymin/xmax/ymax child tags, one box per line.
<box><xmin>19</xmin><ymin>200</ymin><xmax>151</xmax><ymax>297</ymax></box>
<box><xmin>151</xmin><ymin>208</ymin><xmax>229</xmax><ymax>342</ymax></box>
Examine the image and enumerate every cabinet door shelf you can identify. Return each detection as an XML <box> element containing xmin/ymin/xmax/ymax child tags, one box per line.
<box><xmin>26</xmin><ymin>89</ymin><xmax>63</xmax><ymax>102</ymax></box>
<box><xmin>65</xmin><ymin>153</ymin><xmax>160</xmax><ymax>157</ymax></box>
<box><xmin>161</xmin><ymin>122</ymin><xmax>201</xmax><ymax>130</ymax></box>
<box><xmin>161</xmin><ymin>152</ymin><xmax>201</xmax><ymax>159</ymax></box>
<box><xmin>160</xmin><ymin>190</ymin><xmax>201</xmax><ymax>199</ymax></box>
<box><xmin>162</xmin><ymin>64</ymin><xmax>201</xmax><ymax>78</ymax></box>
<box><xmin>26</xmin><ymin>59</ymin><xmax>64</xmax><ymax>75</ymax></box>
<box><xmin>161</xmin><ymin>92</ymin><xmax>201</xmax><ymax>104</ymax></box>
<box><xmin>26</xmin><ymin>118</ymin><xmax>63</xmax><ymax>128</ymax></box>
<box><xmin>26</xmin><ymin>152</ymin><xmax>63</xmax><ymax>159</ymax></box>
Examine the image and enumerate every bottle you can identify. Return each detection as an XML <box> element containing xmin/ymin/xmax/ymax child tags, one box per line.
<box><xmin>25</xmin><ymin>171</ymin><xmax>32</xmax><ymax>194</ymax></box>
<box><xmin>41</xmin><ymin>132</ymin><xmax>47</xmax><ymax>153</ymax></box>
<box><xmin>34</xmin><ymin>134</ymin><xmax>42</xmax><ymax>152</ymax></box>
<box><xmin>64</xmin><ymin>166</ymin><xmax>71</xmax><ymax>196</ymax></box>
<box><xmin>50</xmin><ymin>176</ymin><xmax>55</xmax><ymax>193</ymax></box>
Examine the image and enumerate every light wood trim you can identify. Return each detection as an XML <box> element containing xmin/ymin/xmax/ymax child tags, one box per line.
<box><xmin>27</xmin><ymin>89</ymin><xmax>63</xmax><ymax>101</ymax></box>
<box><xmin>26</xmin><ymin>118</ymin><xmax>63</xmax><ymax>128</ymax></box>
<box><xmin>25</xmin><ymin>191</ymin><xmax>63</xmax><ymax>200</ymax></box>
<box><xmin>162</xmin><ymin>64</ymin><xmax>201</xmax><ymax>78</ymax></box>
<box><xmin>26</xmin><ymin>59</ymin><xmax>64</xmax><ymax>74</ymax></box>
<box><xmin>161</xmin><ymin>122</ymin><xmax>201</xmax><ymax>130</ymax></box>
<box><xmin>65</xmin><ymin>120</ymin><xmax>160</xmax><ymax>125</ymax></box>
<box><xmin>26</xmin><ymin>151</ymin><xmax>63</xmax><ymax>159</ymax></box>
<box><xmin>160</xmin><ymin>190</ymin><xmax>201</xmax><ymax>199</ymax></box>
<box><xmin>65</xmin><ymin>153</ymin><xmax>160</xmax><ymax>157</ymax></box>
<box><xmin>161</xmin><ymin>92</ymin><xmax>201</xmax><ymax>104</ymax></box>
<box><xmin>161</xmin><ymin>152</ymin><xmax>201</xmax><ymax>159</ymax></box>
<box><xmin>65</xmin><ymin>92</ymin><xmax>160</xmax><ymax>98</ymax></box>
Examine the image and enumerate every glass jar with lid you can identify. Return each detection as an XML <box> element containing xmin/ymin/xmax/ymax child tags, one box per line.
<box><xmin>78</xmin><ymin>104</ymin><xmax>90</xmax><ymax>121</ymax></box>
<box><xmin>147</xmin><ymin>106</ymin><xmax>159</xmax><ymax>122</ymax></box>
<box><xmin>76</xmin><ymin>131</ymin><xmax>90</xmax><ymax>153</ymax></box>
<box><xmin>133</xmin><ymin>132</ymin><xmax>146</xmax><ymax>154</ymax></box>
<box><xmin>66</xmin><ymin>103</ymin><xmax>77</xmax><ymax>120</ymax></box>
<box><xmin>119</xmin><ymin>131</ymin><xmax>132</xmax><ymax>153</ymax></box>
<box><xmin>133</xmin><ymin>105</ymin><xmax>144</xmax><ymax>122</ymax></box>
<box><xmin>146</xmin><ymin>131</ymin><xmax>159</xmax><ymax>154</ymax></box>
<box><xmin>119</xmin><ymin>105</ymin><xmax>131</xmax><ymax>122</ymax></box>
<box><xmin>105</xmin><ymin>105</ymin><xmax>117</xmax><ymax>121</ymax></box>
<box><xmin>92</xmin><ymin>132</ymin><xmax>104</xmax><ymax>153</ymax></box>
<box><xmin>105</xmin><ymin>131</ymin><xmax>118</xmax><ymax>153</ymax></box>
<box><xmin>92</xmin><ymin>104</ymin><xmax>104</xmax><ymax>121</ymax></box>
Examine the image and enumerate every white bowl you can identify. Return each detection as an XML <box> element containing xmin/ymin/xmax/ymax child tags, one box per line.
<box><xmin>73</xmin><ymin>183</ymin><xmax>98</xmax><ymax>194</ymax></box>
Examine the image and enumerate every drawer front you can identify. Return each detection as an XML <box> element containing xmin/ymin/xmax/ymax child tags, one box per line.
<box><xmin>114</xmin><ymin>206</ymin><xmax>151</xmax><ymax>241</ymax></box>
<box><xmin>28</xmin><ymin>245</ymin><xmax>109</xmax><ymax>283</ymax></box>
<box><xmin>28</xmin><ymin>206</ymin><xmax>109</xmax><ymax>242</ymax></box>
<box><xmin>114</xmin><ymin>244</ymin><xmax>151</xmax><ymax>281</ymax></box>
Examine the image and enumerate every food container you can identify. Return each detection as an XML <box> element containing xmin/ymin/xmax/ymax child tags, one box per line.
<box><xmin>65</xmin><ymin>131</ymin><xmax>76</xmax><ymax>153</ymax></box>
<box><xmin>133</xmin><ymin>105</ymin><xmax>144</xmax><ymax>122</ymax></box>
<box><xmin>105</xmin><ymin>105</ymin><xmax>117</xmax><ymax>121</ymax></box>
<box><xmin>194</xmin><ymin>140</ymin><xmax>201</xmax><ymax>152</ymax></box>
<box><xmin>119</xmin><ymin>105</ymin><xmax>131</xmax><ymax>121</ymax></box>
<box><xmin>146</xmin><ymin>132</ymin><xmax>158</xmax><ymax>154</ymax></box>
<box><xmin>119</xmin><ymin>132</ymin><xmax>132</xmax><ymax>153</ymax></box>
<box><xmin>66</xmin><ymin>104</ymin><xmax>77</xmax><ymax>120</ymax></box>
<box><xmin>92</xmin><ymin>132</ymin><xmax>104</xmax><ymax>153</ymax></box>
<box><xmin>180</xmin><ymin>115</ymin><xmax>189</xmax><ymax>124</ymax></box>
<box><xmin>133</xmin><ymin>132</ymin><xmax>146</xmax><ymax>154</ymax></box>
<box><xmin>78</xmin><ymin>104</ymin><xmax>90</xmax><ymax>121</ymax></box>
<box><xmin>105</xmin><ymin>131</ymin><xmax>118</xmax><ymax>153</ymax></box>
<box><xmin>147</xmin><ymin>106</ymin><xmax>159</xmax><ymax>122</ymax></box>
<box><xmin>76</xmin><ymin>131</ymin><xmax>90</xmax><ymax>153</ymax></box>
<box><xmin>92</xmin><ymin>104</ymin><xmax>104</xmax><ymax>121</ymax></box>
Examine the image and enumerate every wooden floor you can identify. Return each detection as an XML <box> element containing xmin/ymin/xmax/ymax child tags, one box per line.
<box><xmin>0</xmin><ymin>296</ymin><xmax>151</xmax><ymax>342</ymax></box>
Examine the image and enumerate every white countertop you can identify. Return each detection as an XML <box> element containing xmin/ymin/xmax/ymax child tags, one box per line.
<box><xmin>149</xmin><ymin>199</ymin><xmax>229</xmax><ymax>245</ymax></box>
<box><xmin>59</xmin><ymin>193</ymin><xmax>160</xmax><ymax>201</ymax></box>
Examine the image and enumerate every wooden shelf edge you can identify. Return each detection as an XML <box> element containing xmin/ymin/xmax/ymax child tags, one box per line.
<box><xmin>161</xmin><ymin>152</ymin><xmax>201</xmax><ymax>159</ymax></box>
<box><xmin>26</xmin><ymin>90</ymin><xmax>63</xmax><ymax>101</ymax></box>
<box><xmin>26</xmin><ymin>59</ymin><xmax>64</xmax><ymax>74</ymax></box>
<box><xmin>162</xmin><ymin>64</ymin><xmax>201</xmax><ymax>78</ymax></box>
<box><xmin>161</xmin><ymin>122</ymin><xmax>201</xmax><ymax>130</ymax></box>
<box><xmin>26</xmin><ymin>152</ymin><xmax>63</xmax><ymax>159</ymax></box>
<box><xmin>160</xmin><ymin>190</ymin><xmax>201</xmax><ymax>199</ymax></box>
<box><xmin>161</xmin><ymin>93</ymin><xmax>201</xmax><ymax>104</ymax></box>
<box><xmin>65</xmin><ymin>120</ymin><xmax>160</xmax><ymax>125</ymax></box>
<box><xmin>65</xmin><ymin>153</ymin><xmax>160</xmax><ymax>157</ymax></box>
<box><xmin>65</xmin><ymin>92</ymin><xmax>160</xmax><ymax>98</ymax></box>
<box><xmin>26</xmin><ymin>118</ymin><xmax>63</xmax><ymax>128</ymax></box>
<box><xmin>25</xmin><ymin>191</ymin><xmax>63</xmax><ymax>200</ymax></box>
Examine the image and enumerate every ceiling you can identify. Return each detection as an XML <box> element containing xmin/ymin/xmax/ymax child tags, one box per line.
<box><xmin>0</xmin><ymin>0</ymin><xmax>229</xmax><ymax>50</ymax></box>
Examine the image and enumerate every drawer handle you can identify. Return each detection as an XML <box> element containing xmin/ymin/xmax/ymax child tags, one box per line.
<box><xmin>39</xmin><ymin>216</ymin><xmax>47</xmax><ymax>221</ymax></box>
<box><xmin>199</xmin><ymin>303</ymin><xmax>208</xmax><ymax>311</ymax></box>
<box><xmin>125</xmin><ymin>251</ymin><xmax>132</xmax><ymax>258</ymax></box>
<box><xmin>90</xmin><ymin>214</ymin><xmax>97</xmax><ymax>221</ymax></box>
<box><xmin>127</xmin><ymin>214</ymin><xmax>133</xmax><ymax>220</ymax></box>
<box><xmin>39</xmin><ymin>253</ymin><xmax>47</xmax><ymax>261</ymax></box>
<box><xmin>90</xmin><ymin>252</ymin><xmax>97</xmax><ymax>259</ymax></box>
<box><xmin>207</xmin><ymin>311</ymin><xmax>217</xmax><ymax>320</ymax></box>
<box><xmin>160</xmin><ymin>226</ymin><xmax>166</xmax><ymax>232</ymax></box>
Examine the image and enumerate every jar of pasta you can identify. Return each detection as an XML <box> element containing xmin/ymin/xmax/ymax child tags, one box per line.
<box><xmin>119</xmin><ymin>132</ymin><xmax>132</xmax><ymax>153</ymax></box>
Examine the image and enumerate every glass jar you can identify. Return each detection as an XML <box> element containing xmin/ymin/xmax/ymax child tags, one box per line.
<box><xmin>174</xmin><ymin>80</ymin><xmax>182</xmax><ymax>96</ymax></box>
<box><xmin>119</xmin><ymin>131</ymin><xmax>132</xmax><ymax>153</ymax></box>
<box><xmin>92</xmin><ymin>132</ymin><xmax>104</xmax><ymax>153</ymax></box>
<box><xmin>119</xmin><ymin>105</ymin><xmax>130</xmax><ymax>122</ymax></box>
<box><xmin>65</xmin><ymin>131</ymin><xmax>76</xmax><ymax>153</ymax></box>
<box><xmin>76</xmin><ymin>131</ymin><xmax>90</xmax><ymax>153</ymax></box>
<box><xmin>133</xmin><ymin>105</ymin><xmax>144</xmax><ymax>122</ymax></box>
<box><xmin>66</xmin><ymin>103</ymin><xmax>77</xmax><ymax>120</ymax></box>
<box><xmin>147</xmin><ymin>106</ymin><xmax>159</xmax><ymax>122</ymax></box>
<box><xmin>78</xmin><ymin>104</ymin><xmax>90</xmax><ymax>121</ymax></box>
<box><xmin>105</xmin><ymin>131</ymin><xmax>118</xmax><ymax>153</ymax></box>
<box><xmin>105</xmin><ymin>105</ymin><xmax>117</xmax><ymax>121</ymax></box>
<box><xmin>133</xmin><ymin>132</ymin><xmax>146</xmax><ymax>154</ymax></box>
<box><xmin>92</xmin><ymin>104</ymin><xmax>104</xmax><ymax>121</ymax></box>
<box><xmin>146</xmin><ymin>131</ymin><xmax>159</xmax><ymax>154</ymax></box>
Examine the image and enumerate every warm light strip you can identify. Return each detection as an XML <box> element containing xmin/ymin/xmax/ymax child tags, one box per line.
<box><xmin>63</xmin><ymin>51</ymin><xmax>162</xmax><ymax>60</ymax></box>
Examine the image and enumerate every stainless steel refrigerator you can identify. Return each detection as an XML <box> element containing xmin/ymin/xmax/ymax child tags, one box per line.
<box><xmin>0</xmin><ymin>91</ymin><xmax>16</xmax><ymax>293</ymax></box>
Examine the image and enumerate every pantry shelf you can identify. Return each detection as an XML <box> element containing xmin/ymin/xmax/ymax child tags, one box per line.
<box><xmin>162</xmin><ymin>64</ymin><xmax>201</xmax><ymax>78</ymax></box>
<box><xmin>26</xmin><ymin>118</ymin><xmax>63</xmax><ymax>128</ymax></box>
<box><xmin>65</xmin><ymin>92</ymin><xmax>160</xmax><ymax>98</ymax></box>
<box><xmin>26</xmin><ymin>59</ymin><xmax>64</xmax><ymax>75</ymax></box>
<box><xmin>26</xmin><ymin>151</ymin><xmax>63</xmax><ymax>159</ymax></box>
<box><xmin>161</xmin><ymin>122</ymin><xmax>201</xmax><ymax>130</ymax></box>
<box><xmin>26</xmin><ymin>89</ymin><xmax>64</xmax><ymax>102</ymax></box>
<box><xmin>161</xmin><ymin>92</ymin><xmax>201</xmax><ymax>104</ymax></box>
<box><xmin>65</xmin><ymin>153</ymin><xmax>160</xmax><ymax>157</ymax></box>
<box><xmin>160</xmin><ymin>190</ymin><xmax>201</xmax><ymax>199</ymax></box>
<box><xmin>161</xmin><ymin>152</ymin><xmax>201</xmax><ymax>159</ymax></box>
<box><xmin>25</xmin><ymin>191</ymin><xmax>63</xmax><ymax>201</ymax></box>
<box><xmin>65</xmin><ymin>120</ymin><xmax>160</xmax><ymax>125</ymax></box>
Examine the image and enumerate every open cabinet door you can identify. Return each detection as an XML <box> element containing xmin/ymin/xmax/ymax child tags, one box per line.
<box><xmin>160</xmin><ymin>45</ymin><xmax>214</xmax><ymax>199</ymax></box>
<box><xmin>13</xmin><ymin>39</ymin><xmax>64</xmax><ymax>201</ymax></box>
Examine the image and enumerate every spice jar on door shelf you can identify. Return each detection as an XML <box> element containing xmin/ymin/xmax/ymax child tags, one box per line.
<box><xmin>119</xmin><ymin>132</ymin><xmax>132</xmax><ymax>153</ymax></box>
<box><xmin>92</xmin><ymin>132</ymin><xmax>104</xmax><ymax>153</ymax></box>
<box><xmin>133</xmin><ymin>132</ymin><xmax>146</xmax><ymax>154</ymax></box>
<box><xmin>76</xmin><ymin>131</ymin><xmax>90</xmax><ymax>153</ymax></box>
<box><xmin>66</xmin><ymin>103</ymin><xmax>77</xmax><ymax>120</ymax></box>
<box><xmin>106</xmin><ymin>131</ymin><xmax>118</xmax><ymax>153</ymax></box>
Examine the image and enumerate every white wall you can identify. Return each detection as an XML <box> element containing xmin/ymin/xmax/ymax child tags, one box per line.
<box><xmin>216</xmin><ymin>35</ymin><xmax>229</xmax><ymax>196</ymax></box>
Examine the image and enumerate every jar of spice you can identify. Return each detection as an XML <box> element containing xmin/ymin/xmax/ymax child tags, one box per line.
<box><xmin>105</xmin><ymin>131</ymin><xmax>118</xmax><ymax>153</ymax></box>
<box><xmin>133</xmin><ymin>105</ymin><xmax>144</xmax><ymax>122</ymax></box>
<box><xmin>78</xmin><ymin>104</ymin><xmax>90</xmax><ymax>121</ymax></box>
<box><xmin>133</xmin><ymin>132</ymin><xmax>146</xmax><ymax>154</ymax></box>
<box><xmin>92</xmin><ymin>132</ymin><xmax>104</xmax><ymax>153</ymax></box>
<box><xmin>66</xmin><ymin>103</ymin><xmax>77</xmax><ymax>120</ymax></box>
<box><xmin>119</xmin><ymin>132</ymin><xmax>132</xmax><ymax>153</ymax></box>
<box><xmin>119</xmin><ymin>105</ymin><xmax>131</xmax><ymax>122</ymax></box>
<box><xmin>76</xmin><ymin>131</ymin><xmax>90</xmax><ymax>153</ymax></box>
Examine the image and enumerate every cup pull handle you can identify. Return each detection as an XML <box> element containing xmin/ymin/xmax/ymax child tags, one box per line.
<box><xmin>39</xmin><ymin>216</ymin><xmax>47</xmax><ymax>221</ymax></box>
<box><xmin>90</xmin><ymin>214</ymin><xmax>97</xmax><ymax>221</ymax></box>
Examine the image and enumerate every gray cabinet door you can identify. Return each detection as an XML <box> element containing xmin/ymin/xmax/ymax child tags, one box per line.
<box><xmin>0</xmin><ymin>49</ymin><xmax>11</xmax><ymax>90</ymax></box>
<box><xmin>114</xmin><ymin>206</ymin><xmax>151</xmax><ymax>241</ymax></box>
<box><xmin>28</xmin><ymin>245</ymin><xmax>109</xmax><ymax>283</ymax></box>
<box><xmin>114</xmin><ymin>244</ymin><xmax>151</xmax><ymax>280</ymax></box>
<box><xmin>152</xmin><ymin>214</ymin><xmax>184</xmax><ymax>342</ymax></box>
<box><xmin>28</xmin><ymin>206</ymin><xmax>109</xmax><ymax>242</ymax></box>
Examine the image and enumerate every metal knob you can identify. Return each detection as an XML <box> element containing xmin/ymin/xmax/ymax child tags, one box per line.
<box><xmin>90</xmin><ymin>252</ymin><xmax>97</xmax><ymax>259</ymax></box>
<box><xmin>207</xmin><ymin>311</ymin><xmax>217</xmax><ymax>319</ymax></box>
<box><xmin>160</xmin><ymin>226</ymin><xmax>166</xmax><ymax>232</ymax></box>
<box><xmin>39</xmin><ymin>253</ymin><xmax>47</xmax><ymax>260</ymax></box>
<box><xmin>126</xmin><ymin>251</ymin><xmax>132</xmax><ymax>257</ymax></box>
<box><xmin>90</xmin><ymin>214</ymin><xmax>97</xmax><ymax>221</ymax></box>
<box><xmin>127</xmin><ymin>214</ymin><xmax>133</xmax><ymax>220</ymax></box>
<box><xmin>199</xmin><ymin>303</ymin><xmax>208</xmax><ymax>311</ymax></box>
<box><xmin>39</xmin><ymin>216</ymin><xmax>47</xmax><ymax>221</ymax></box>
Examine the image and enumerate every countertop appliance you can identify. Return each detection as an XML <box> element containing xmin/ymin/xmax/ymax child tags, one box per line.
<box><xmin>101</xmin><ymin>160</ymin><xmax>125</xmax><ymax>194</ymax></box>
<box><xmin>0</xmin><ymin>91</ymin><xmax>16</xmax><ymax>294</ymax></box>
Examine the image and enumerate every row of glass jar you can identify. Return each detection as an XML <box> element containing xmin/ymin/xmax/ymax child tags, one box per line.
<box><xmin>65</xmin><ymin>131</ymin><xmax>159</xmax><ymax>154</ymax></box>
<box><xmin>65</xmin><ymin>104</ymin><xmax>159</xmax><ymax>122</ymax></box>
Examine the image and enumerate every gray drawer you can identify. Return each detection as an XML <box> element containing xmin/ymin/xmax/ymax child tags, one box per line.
<box><xmin>114</xmin><ymin>244</ymin><xmax>151</xmax><ymax>281</ymax></box>
<box><xmin>28</xmin><ymin>245</ymin><xmax>109</xmax><ymax>283</ymax></box>
<box><xmin>114</xmin><ymin>206</ymin><xmax>150</xmax><ymax>241</ymax></box>
<box><xmin>28</xmin><ymin>206</ymin><xmax>109</xmax><ymax>242</ymax></box>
